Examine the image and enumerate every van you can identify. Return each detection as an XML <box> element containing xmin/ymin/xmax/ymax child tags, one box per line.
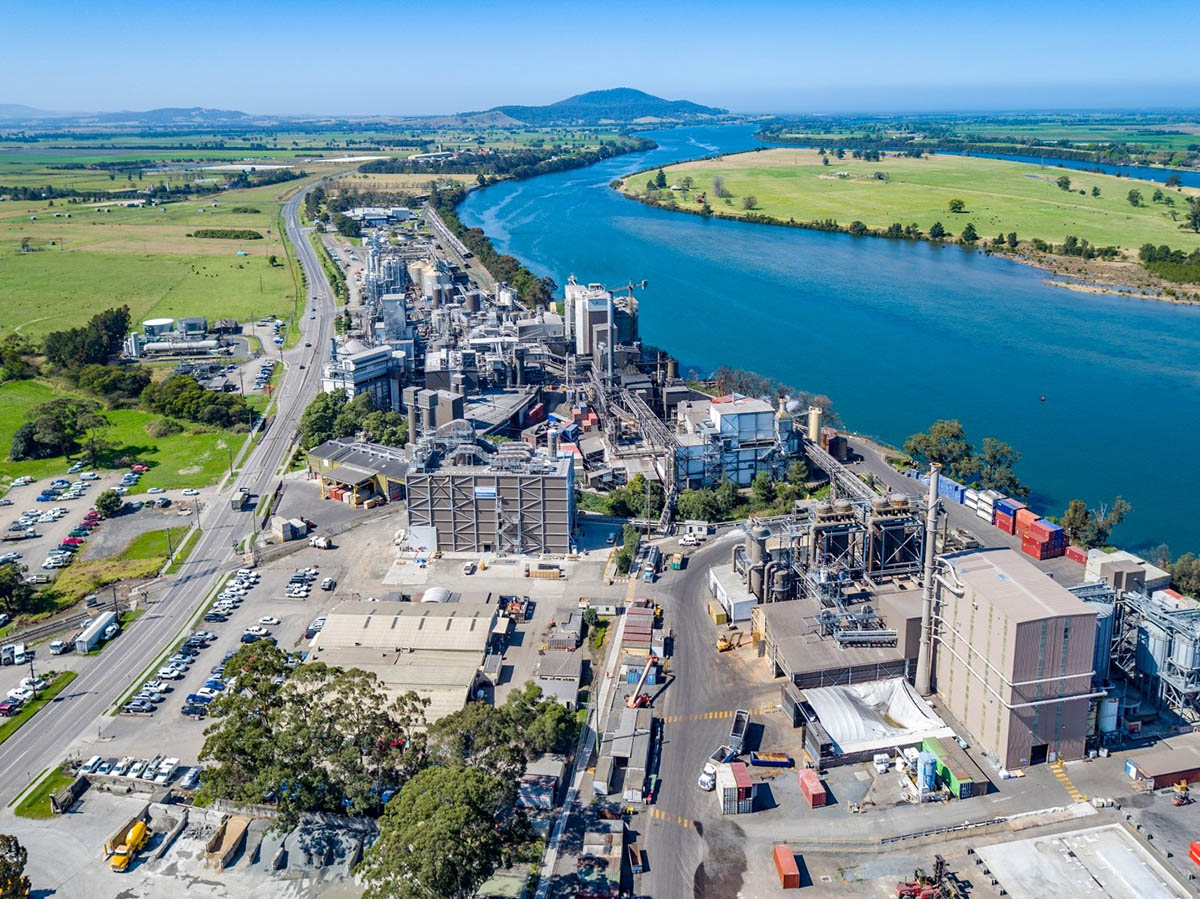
<box><xmin>49</xmin><ymin>640</ymin><xmax>66</xmax><ymax>655</ymax></box>
<box><xmin>81</xmin><ymin>755</ymin><xmax>103</xmax><ymax>774</ymax></box>
<box><xmin>12</xmin><ymin>644</ymin><xmax>27</xmax><ymax>665</ymax></box>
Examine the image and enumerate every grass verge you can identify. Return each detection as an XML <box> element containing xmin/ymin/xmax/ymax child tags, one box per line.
<box><xmin>165</xmin><ymin>527</ymin><xmax>201</xmax><ymax>574</ymax></box>
<box><xmin>14</xmin><ymin>764</ymin><xmax>76</xmax><ymax>820</ymax></box>
<box><xmin>117</xmin><ymin>526</ymin><xmax>192</xmax><ymax>561</ymax></box>
<box><xmin>45</xmin><ymin>557</ymin><xmax>165</xmax><ymax>610</ymax></box>
<box><xmin>0</xmin><ymin>671</ymin><xmax>78</xmax><ymax>746</ymax></box>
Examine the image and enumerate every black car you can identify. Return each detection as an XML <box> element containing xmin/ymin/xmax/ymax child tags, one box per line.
<box><xmin>180</xmin><ymin>703</ymin><xmax>208</xmax><ymax>718</ymax></box>
<box><xmin>240</xmin><ymin>632</ymin><xmax>263</xmax><ymax>644</ymax></box>
<box><xmin>203</xmin><ymin>612</ymin><xmax>227</xmax><ymax>623</ymax></box>
<box><xmin>177</xmin><ymin>645</ymin><xmax>201</xmax><ymax>657</ymax></box>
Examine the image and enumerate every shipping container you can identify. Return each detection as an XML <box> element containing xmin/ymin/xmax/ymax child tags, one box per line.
<box><xmin>993</xmin><ymin>510</ymin><xmax>1014</xmax><ymax>535</ymax></box>
<box><xmin>799</xmin><ymin>769</ymin><xmax>827</xmax><ymax>808</ymax></box>
<box><xmin>1066</xmin><ymin>545</ymin><xmax>1088</xmax><ymax>564</ymax></box>
<box><xmin>717</xmin><ymin>762</ymin><xmax>754</xmax><ymax>814</ymax></box>
<box><xmin>922</xmin><ymin>736</ymin><xmax>986</xmax><ymax>798</ymax></box>
<box><xmin>1015</xmin><ymin>508</ymin><xmax>1039</xmax><ymax>529</ymax></box>
<box><xmin>774</xmin><ymin>844</ymin><xmax>801</xmax><ymax>889</ymax></box>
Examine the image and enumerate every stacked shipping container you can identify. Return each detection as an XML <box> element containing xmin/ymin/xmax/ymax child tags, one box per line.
<box><xmin>717</xmin><ymin>762</ymin><xmax>755</xmax><ymax>814</ymax></box>
<box><xmin>1021</xmin><ymin>518</ymin><xmax>1066</xmax><ymax>561</ymax></box>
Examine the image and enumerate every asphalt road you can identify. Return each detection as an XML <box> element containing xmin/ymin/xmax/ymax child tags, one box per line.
<box><xmin>0</xmin><ymin>181</ymin><xmax>337</xmax><ymax>804</ymax></box>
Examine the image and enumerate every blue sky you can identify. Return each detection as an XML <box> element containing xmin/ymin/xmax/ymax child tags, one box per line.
<box><xmin>5</xmin><ymin>0</ymin><xmax>1199</xmax><ymax>115</ymax></box>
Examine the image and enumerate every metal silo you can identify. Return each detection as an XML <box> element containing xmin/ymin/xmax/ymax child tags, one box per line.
<box><xmin>917</xmin><ymin>752</ymin><xmax>938</xmax><ymax>793</ymax></box>
<box><xmin>1137</xmin><ymin>623</ymin><xmax>1170</xmax><ymax>677</ymax></box>
<box><xmin>1087</xmin><ymin>601</ymin><xmax>1114</xmax><ymax>685</ymax></box>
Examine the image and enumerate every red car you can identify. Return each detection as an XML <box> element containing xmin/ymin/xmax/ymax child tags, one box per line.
<box><xmin>130</xmin><ymin>464</ymin><xmax>149</xmax><ymax>473</ymax></box>
<box><xmin>0</xmin><ymin>701</ymin><xmax>21</xmax><ymax>717</ymax></box>
<box><xmin>62</xmin><ymin>537</ymin><xmax>84</xmax><ymax>545</ymax></box>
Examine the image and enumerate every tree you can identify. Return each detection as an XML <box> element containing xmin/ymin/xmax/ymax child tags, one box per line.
<box><xmin>822</xmin><ymin>156</ymin><xmax>830</xmax><ymax>166</ymax></box>
<box><xmin>903</xmin><ymin>420</ymin><xmax>973</xmax><ymax>481</ymax></box>
<box><xmin>0</xmin><ymin>563</ymin><xmax>35</xmax><ymax>618</ymax></box>
<box><xmin>1056</xmin><ymin>175</ymin><xmax>1071</xmax><ymax>191</ymax></box>
<box><xmin>0</xmin><ymin>833</ymin><xmax>31</xmax><ymax>899</ymax></box>
<box><xmin>741</xmin><ymin>195</ymin><xmax>758</xmax><ymax>210</ymax></box>
<box><xmin>714</xmin><ymin>478</ymin><xmax>739</xmax><ymax>516</ymax></box>
<box><xmin>357</xmin><ymin>766</ymin><xmax>520</xmax><ymax>899</ymax></box>
<box><xmin>1006</xmin><ymin>231</ymin><xmax>1019</xmax><ymax>248</ymax></box>
<box><xmin>1079</xmin><ymin>498</ymin><xmax>1131</xmax><ymax>549</ymax></box>
<box><xmin>835</xmin><ymin>148</ymin><xmax>845</xmax><ymax>159</ymax></box>
<box><xmin>681</xmin><ymin>176</ymin><xmax>693</xmax><ymax>190</ymax></box>
<box><xmin>960</xmin><ymin>223</ymin><xmax>979</xmax><ymax>242</ymax></box>
<box><xmin>1060</xmin><ymin>499</ymin><xmax>1091</xmax><ymax>545</ymax></box>
<box><xmin>676</xmin><ymin>487</ymin><xmax>720</xmax><ymax>522</ymax></box>
<box><xmin>94</xmin><ymin>489</ymin><xmax>123</xmax><ymax>518</ymax></box>
<box><xmin>947</xmin><ymin>198</ymin><xmax>965</xmax><ymax>213</ymax></box>
<box><xmin>1185</xmin><ymin>198</ymin><xmax>1200</xmax><ymax>233</ymax></box>
<box><xmin>645</xmin><ymin>179</ymin><xmax>656</xmax><ymax>194</ymax></box>
<box><xmin>1170</xmin><ymin>553</ymin><xmax>1200</xmax><ymax>596</ymax></box>
<box><xmin>971</xmin><ymin>437</ymin><xmax>1028</xmax><ymax>496</ymax></box>
<box><xmin>1091</xmin><ymin>186</ymin><xmax>1100</xmax><ymax>198</ymax></box>
<box><xmin>300</xmin><ymin>390</ymin><xmax>348</xmax><ymax>448</ymax></box>
<box><xmin>10</xmin><ymin>396</ymin><xmax>107</xmax><ymax>461</ymax></box>
<box><xmin>786</xmin><ymin>458</ymin><xmax>809</xmax><ymax>486</ymax></box>
<box><xmin>751</xmin><ymin>471</ymin><xmax>776</xmax><ymax>506</ymax></box>
<box><xmin>1153</xmin><ymin>189</ymin><xmax>1164</xmax><ymax>203</ymax></box>
<box><xmin>848</xmin><ymin>220</ymin><xmax>869</xmax><ymax>236</ymax></box>
<box><xmin>1166</xmin><ymin>174</ymin><xmax>1182</xmax><ymax>188</ymax></box>
<box><xmin>1127</xmin><ymin>189</ymin><xmax>1143</xmax><ymax>207</ymax></box>
<box><xmin>654</xmin><ymin>168</ymin><xmax>667</xmax><ymax>189</ymax></box>
<box><xmin>929</xmin><ymin>221</ymin><xmax>946</xmax><ymax>239</ymax></box>
<box><xmin>711</xmin><ymin>175</ymin><xmax>727</xmax><ymax>198</ymax></box>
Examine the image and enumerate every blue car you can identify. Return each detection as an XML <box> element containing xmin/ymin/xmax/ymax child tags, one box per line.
<box><xmin>185</xmin><ymin>693</ymin><xmax>214</xmax><ymax>705</ymax></box>
<box><xmin>35</xmin><ymin>495</ymin><xmax>53</xmax><ymax>502</ymax></box>
<box><xmin>203</xmin><ymin>679</ymin><xmax>224</xmax><ymax>690</ymax></box>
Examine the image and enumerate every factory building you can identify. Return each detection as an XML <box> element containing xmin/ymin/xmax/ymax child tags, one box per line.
<box><xmin>402</xmin><ymin>387</ymin><xmax>465</xmax><ymax>441</ymax></box>
<box><xmin>308</xmin><ymin>600</ymin><xmax>492</xmax><ymax>722</ymax></box>
<box><xmin>933</xmin><ymin>548</ymin><xmax>1098</xmax><ymax>768</ymax></box>
<box><xmin>405</xmin><ymin>443</ymin><xmax>574</xmax><ymax>555</ymax></box>
<box><xmin>563</xmin><ymin>276</ymin><xmax>636</xmax><ymax>359</ymax></box>
<box><xmin>674</xmin><ymin>395</ymin><xmax>801</xmax><ymax>488</ymax></box>
<box><xmin>320</xmin><ymin>341</ymin><xmax>408</xmax><ymax>412</ymax></box>
<box><xmin>306</xmin><ymin>438</ymin><xmax>408</xmax><ymax>506</ymax></box>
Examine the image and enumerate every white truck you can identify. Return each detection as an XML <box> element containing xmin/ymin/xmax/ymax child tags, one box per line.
<box><xmin>153</xmin><ymin>757</ymin><xmax>180</xmax><ymax>786</ymax></box>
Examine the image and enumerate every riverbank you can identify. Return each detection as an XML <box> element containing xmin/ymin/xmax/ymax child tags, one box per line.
<box><xmin>615</xmin><ymin>147</ymin><xmax>1200</xmax><ymax>303</ymax></box>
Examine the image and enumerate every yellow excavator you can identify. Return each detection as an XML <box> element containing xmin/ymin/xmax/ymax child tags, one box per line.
<box><xmin>1174</xmin><ymin>780</ymin><xmax>1192</xmax><ymax>806</ymax></box>
<box><xmin>716</xmin><ymin>632</ymin><xmax>744</xmax><ymax>652</ymax></box>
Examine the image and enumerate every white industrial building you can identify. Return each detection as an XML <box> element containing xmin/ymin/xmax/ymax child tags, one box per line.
<box><xmin>307</xmin><ymin>600</ymin><xmax>494</xmax><ymax>722</ymax></box>
<box><xmin>708</xmin><ymin>566</ymin><xmax>758</xmax><ymax>622</ymax></box>
<box><xmin>674</xmin><ymin>394</ymin><xmax>799</xmax><ymax>488</ymax></box>
<box><xmin>320</xmin><ymin>340</ymin><xmax>408</xmax><ymax>412</ymax></box>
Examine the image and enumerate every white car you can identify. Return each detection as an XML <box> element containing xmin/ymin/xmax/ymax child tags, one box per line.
<box><xmin>6</xmin><ymin>687</ymin><xmax>33</xmax><ymax>703</ymax></box>
<box><xmin>143</xmin><ymin>680</ymin><xmax>169</xmax><ymax>693</ymax></box>
<box><xmin>197</xmin><ymin>687</ymin><xmax>221</xmax><ymax>699</ymax></box>
<box><xmin>182</xmin><ymin>488</ymin><xmax>200</xmax><ymax>496</ymax></box>
<box><xmin>244</xmin><ymin>625</ymin><xmax>268</xmax><ymax>637</ymax></box>
<box><xmin>157</xmin><ymin>666</ymin><xmax>185</xmax><ymax>680</ymax></box>
<box><xmin>113</xmin><ymin>485</ymin><xmax>128</xmax><ymax>495</ymax></box>
<box><xmin>147</xmin><ymin>487</ymin><xmax>165</xmax><ymax>494</ymax></box>
<box><xmin>38</xmin><ymin>512</ymin><xmax>55</xmax><ymax>523</ymax></box>
<box><xmin>80</xmin><ymin>472</ymin><xmax>99</xmax><ymax>481</ymax></box>
<box><xmin>177</xmin><ymin>508</ymin><xmax>192</xmax><ymax>516</ymax></box>
<box><xmin>258</xmin><ymin>616</ymin><xmax>280</xmax><ymax>626</ymax></box>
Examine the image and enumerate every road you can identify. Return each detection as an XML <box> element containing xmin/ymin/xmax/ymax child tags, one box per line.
<box><xmin>0</xmin><ymin>181</ymin><xmax>338</xmax><ymax>804</ymax></box>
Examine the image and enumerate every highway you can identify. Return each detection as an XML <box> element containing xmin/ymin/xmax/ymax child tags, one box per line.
<box><xmin>0</xmin><ymin>181</ymin><xmax>337</xmax><ymax>804</ymax></box>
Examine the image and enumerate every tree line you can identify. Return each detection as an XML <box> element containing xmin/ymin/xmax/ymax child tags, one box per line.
<box><xmin>904</xmin><ymin>419</ymin><xmax>1028</xmax><ymax>497</ymax></box>
<box><xmin>300</xmin><ymin>390</ymin><xmax>407</xmax><ymax>449</ymax></box>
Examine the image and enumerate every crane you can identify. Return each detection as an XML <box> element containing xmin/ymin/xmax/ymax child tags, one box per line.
<box><xmin>625</xmin><ymin>654</ymin><xmax>657</xmax><ymax>709</ymax></box>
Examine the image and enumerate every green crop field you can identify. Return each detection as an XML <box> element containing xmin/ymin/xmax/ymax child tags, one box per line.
<box><xmin>0</xmin><ymin>380</ymin><xmax>235</xmax><ymax>489</ymax></box>
<box><xmin>632</xmin><ymin>148</ymin><xmax>1200</xmax><ymax>253</ymax></box>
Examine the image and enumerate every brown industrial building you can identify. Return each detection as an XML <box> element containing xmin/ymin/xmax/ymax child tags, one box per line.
<box><xmin>934</xmin><ymin>548</ymin><xmax>1098</xmax><ymax>769</ymax></box>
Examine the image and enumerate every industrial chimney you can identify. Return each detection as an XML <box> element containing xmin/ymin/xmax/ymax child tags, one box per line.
<box><xmin>914</xmin><ymin>464</ymin><xmax>941</xmax><ymax>696</ymax></box>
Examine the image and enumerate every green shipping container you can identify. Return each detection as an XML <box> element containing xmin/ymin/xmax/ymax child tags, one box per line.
<box><xmin>921</xmin><ymin>737</ymin><xmax>981</xmax><ymax>799</ymax></box>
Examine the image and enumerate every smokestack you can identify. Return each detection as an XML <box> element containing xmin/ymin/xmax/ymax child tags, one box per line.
<box><xmin>914</xmin><ymin>463</ymin><xmax>941</xmax><ymax>696</ymax></box>
<box><xmin>606</xmin><ymin>293</ymin><xmax>615</xmax><ymax>386</ymax></box>
<box><xmin>548</xmin><ymin>428</ymin><xmax>558</xmax><ymax>458</ymax></box>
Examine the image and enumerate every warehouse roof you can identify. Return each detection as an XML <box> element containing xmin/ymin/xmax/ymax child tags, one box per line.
<box><xmin>308</xmin><ymin>438</ymin><xmax>409</xmax><ymax>481</ymax></box>
<box><xmin>316</xmin><ymin>600</ymin><xmax>495</xmax><ymax>654</ymax></box>
<box><xmin>1129</xmin><ymin>732</ymin><xmax>1200</xmax><ymax>778</ymax></box>
<box><xmin>537</xmin><ymin>650</ymin><xmax>584</xmax><ymax>682</ymax></box>
<box><xmin>943</xmin><ymin>548</ymin><xmax>1095</xmax><ymax>623</ymax></box>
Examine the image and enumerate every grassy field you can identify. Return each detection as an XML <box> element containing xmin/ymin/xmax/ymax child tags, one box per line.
<box><xmin>13</xmin><ymin>763</ymin><xmax>76</xmax><ymax>819</ymax></box>
<box><xmin>1</xmin><ymin>672</ymin><xmax>78</xmax><ymax>750</ymax></box>
<box><xmin>0</xmin><ymin>380</ymin><xmax>235</xmax><ymax>488</ymax></box>
<box><xmin>49</xmin><ymin>557</ymin><xmax>165</xmax><ymax>609</ymax></box>
<box><xmin>118</xmin><ymin>526</ymin><xmax>193</xmax><ymax>561</ymax></box>
<box><xmin>632</xmin><ymin>148</ymin><xmax>1200</xmax><ymax>252</ymax></box>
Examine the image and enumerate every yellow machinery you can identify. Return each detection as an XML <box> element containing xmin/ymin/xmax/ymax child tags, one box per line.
<box><xmin>109</xmin><ymin>820</ymin><xmax>148</xmax><ymax>872</ymax></box>
<box><xmin>1174</xmin><ymin>780</ymin><xmax>1192</xmax><ymax>806</ymax></box>
<box><xmin>716</xmin><ymin>632</ymin><xmax>744</xmax><ymax>652</ymax></box>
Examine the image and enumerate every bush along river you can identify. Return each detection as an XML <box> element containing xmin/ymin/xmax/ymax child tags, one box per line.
<box><xmin>459</xmin><ymin>124</ymin><xmax>1200</xmax><ymax>553</ymax></box>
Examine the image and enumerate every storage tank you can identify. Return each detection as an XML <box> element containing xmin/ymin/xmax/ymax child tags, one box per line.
<box><xmin>917</xmin><ymin>752</ymin><xmax>938</xmax><ymax>792</ymax></box>
<box><xmin>421</xmin><ymin>270</ymin><xmax>438</xmax><ymax>299</ymax></box>
<box><xmin>1171</xmin><ymin>633</ymin><xmax>1200</xmax><ymax>672</ymax></box>
<box><xmin>1089</xmin><ymin>601</ymin><xmax>1114</xmax><ymax>684</ymax></box>
<box><xmin>807</xmin><ymin>406</ymin><xmax>823</xmax><ymax>443</ymax></box>
<box><xmin>1098</xmin><ymin>696</ymin><xmax>1120</xmax><ymax>734</ymax></box>
<box><xmin>1137</xmin><ymin>623</ymin><xmax>1170</xmax><ymax>677</ymax></box>
<box><xmin>143</xmin><ymin>317</ymin><xmax>175</xmax><ymax>338</ymax></box>
<box><xmin>747</xmin><ymin>527</ymin><xmax>769</xmax><ymax>567</ymax></box>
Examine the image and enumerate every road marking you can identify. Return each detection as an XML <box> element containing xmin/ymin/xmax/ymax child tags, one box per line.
<box><xmin>1050</xmin><ymin>761</ymin><xmax>1087</xmax><ymax>802</ymax></box>
<box><xmin>649</xmin><ymin>808</ymin><xmax>694</xmax><ymax>829</ymax></box>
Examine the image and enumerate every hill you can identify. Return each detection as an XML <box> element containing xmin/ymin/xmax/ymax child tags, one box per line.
<box><xmin>477</xmin><ymin>88</ymin><xmax>728</xmax><ymax>126</ymax></box>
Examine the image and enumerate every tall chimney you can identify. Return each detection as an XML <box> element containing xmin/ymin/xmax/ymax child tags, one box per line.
<box><xmin>915</xmin><ymin>464</ymin><xmax>941</xmax><ymax>696</ymax></box>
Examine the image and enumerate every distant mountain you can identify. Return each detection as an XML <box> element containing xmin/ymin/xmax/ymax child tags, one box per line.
<box><xmin>0</xmin><ymin>105</ymin><xmax>264</xmax><ymax>128</ymax></box>
<box><xmin>473</xmin><ymin>88</ymin><xmax>729</xmax><ymax>126</ymax></box>
<box><xmin>0</xmin><ymin>103</ymin><xmax>57</xmax><ymax>121</ymax></box>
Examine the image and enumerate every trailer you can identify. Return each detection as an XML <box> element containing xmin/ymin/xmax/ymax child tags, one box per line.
<box><xmin>230</xmin><ymin>487</ymin><xmax>250</xmax><ymax>511</ymax></box>
<box><xmin>729</xmin><ymin>709</ymin><xmax>750</xmax><ymax>753</ymax></box>
<box><xmin>750</xmin><ymin>751</ymin><xmax>793</xmax><ymax>768</ymax></box>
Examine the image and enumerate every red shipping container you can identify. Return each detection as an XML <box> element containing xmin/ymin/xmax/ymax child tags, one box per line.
<box><xmin>1066</xmin><ymin>545</ymin><xmax>1088</xmax><ymax>564</ymax></box>
<box><xmin>1015</xmin><ymin>508</ymin><xmax>1039</xmax><ymax>529</ymax></box>
<box><xmin>993</xmin><ymin>511</ymin><xmax>1014</xmax><ymax>534</ymax></box>
<box><xmin>799</xmin><ymin>769</ymin><xmax>826</xmax><ymax>808</ymax></box>
<box><xmin>774</xmin><ymin>844</ymin><xmax>801</xmax><ymax>889</ymax></box>
<box><xmin>1021</xmin><ymin>534</ymin><xmax>1050</xmax><ymax>561</ymax></box>
<box><xmin>1029</xmin><ymin>519</ymin><xmax>1055</xmax><ymax>539</ymax></box>
<box><xmin>1191</xmin><ymin>841</ymin><xmax>1200</xmax><ymax>867</ymax></box>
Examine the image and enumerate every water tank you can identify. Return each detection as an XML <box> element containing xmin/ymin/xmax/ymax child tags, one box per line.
<box><xmin>421</xmin><ymin>270</ymin><xmax>438</xmax><ymax>298</ymax></box>
<box><xmin>749</xmin><ymin>566</ymin><xmax>764</xmax><ymax>601</ymax></box>
<box><xmin>917</xmin><ymin>752</ymin><xmax>938</xmax><ymax>792</ymax></box>
<box><xmin>143</xmin><ymin>317</ymin><xmax>175</xmax><ymax>338</ymax></box>
<box><xmin>1089</xmin><ymin>601</ymin><xmax>1114</xmax><ymax>684</ymax></box>
<box><xmin>1137</xmin><ymin>623</ymin><xmax>1170</xmax><ymax>677</ymax></box>
<box><xmin>1098</xmin><ymin>696</ymin><xmax>1120</xmax><ymax>734</ymax></box>
<box><xmin>1171</xmin><ymin>633</ymin><xmax>1200</xmax><ymax>672</ymax></box>
<box><xmin>834</xmin><ymin>499</ymin><xmax>852</xmax><ymax>515</ymax></box>
<box><xmin>807</xmin><ymin>406</ymin><xmax>823</xmax><ymax>443</ymax></box>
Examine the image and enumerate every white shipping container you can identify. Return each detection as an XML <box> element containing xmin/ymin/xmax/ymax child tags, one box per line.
<box><xmin>976</xmin><ymin>508</ymin><xmax>993</xmax><ymax>520</ymax></box>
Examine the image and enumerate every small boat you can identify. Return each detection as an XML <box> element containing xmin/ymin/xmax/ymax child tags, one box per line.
<box><xmin>749</xmin><ymin>751</ymin><xmax>793</xmax><ymax>768</ymax></box>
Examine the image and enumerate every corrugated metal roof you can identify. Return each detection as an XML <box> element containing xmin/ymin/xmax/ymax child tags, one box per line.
<box><xmin>1130</xmin><ymin>732</ymin><xmax>1200</xmax><ymax>778</ymax></box>
<box><xmin>945</xmin><ymin>547</ymin><xmax>1094</xmax><ymax>623</ymax></box>
<box><xmin>316</xmin><ymin>600</ymin><xmax>495</xmax><ymax>653</ymax></box>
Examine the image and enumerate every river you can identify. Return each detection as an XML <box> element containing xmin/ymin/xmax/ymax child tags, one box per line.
<box><xmin>459</xmin><ymin>124</ymin><xmax>1200</xmax><ymax>554</ymax></box>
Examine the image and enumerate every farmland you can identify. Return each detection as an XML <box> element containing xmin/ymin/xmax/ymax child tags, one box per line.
<box><xmin>622</xmin><ymin>148</ymin><xmax>1200</xmax><ymax>254</ymax></box>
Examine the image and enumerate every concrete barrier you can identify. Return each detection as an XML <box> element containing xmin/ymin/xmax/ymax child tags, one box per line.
<box><xmin>205</xmin><ymin>814</ymin><xmax>251</xmax><ymax>871</ymax></box>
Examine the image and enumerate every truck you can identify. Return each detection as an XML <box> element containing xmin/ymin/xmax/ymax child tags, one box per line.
<box><xmin>729</xmin><ymin>709</ymin><xmax>750</xmax><ymax>754</ymax></box>
<box><xmin>230</xmin><ymin>487</ymin><xmax>250</xmax><ymax>511</ymax></box>
<box><xmin>308</xmin><ymin>534</ymin><xmax>331</xmax><ymax>549</ymax></box>
<box><xmin>108</xmin><ymin>820</ymin><xmax>149</xmax><ymax>872</ymax></box>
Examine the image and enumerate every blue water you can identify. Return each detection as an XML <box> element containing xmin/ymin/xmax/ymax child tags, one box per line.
<box><xmin>962</xmin><ymin>152</ymin><xmax>1200</xmax><ymax>188</ymax></box>
<box><xmin>460</xmin><ymin>124</ymin><xmax>1200</xmax><ymax>554</ymax></box>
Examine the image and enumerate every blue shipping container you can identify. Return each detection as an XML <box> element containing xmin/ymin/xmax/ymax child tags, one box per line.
<box><xmin>995</xmin><ymin>498</ymin><xmax>1018</xmax><ymax>516</ymax></box>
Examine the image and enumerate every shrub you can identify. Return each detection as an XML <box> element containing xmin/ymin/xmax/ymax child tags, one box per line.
<box><xmin>145</xmin><ymin>418</ymin><xmax>184</xmax><ymax>438</ymax></box>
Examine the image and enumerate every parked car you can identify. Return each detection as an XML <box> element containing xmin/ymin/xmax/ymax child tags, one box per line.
<box><xmin>182</xmin><ymin>488</ymin><xmax>200</xmax><ymax>496</ymax></box>
<box><xmin>123</xmin><ymin>700</ymin><xmax>154</xmax><ymax>714</ymax></box>
<box><xmin>80</xmin><ymin>472</ymin><xmax>99</xmax><ymax>481</ymax></box>
<box><xmin>127</xmin><ymin>759</ymin><xmax>148</xmax><ymax>779</ymax></box>
<box><xmin>147</xmin><ymin>487</ymin><xmax>165</xmax><ymax>494</ymax></box>
<box><xmin>180</xmin><ymin>703</ymin><xmax>207</xmax><ymax>718</ymax></box>
<box><xmin>131</xmin><ymin>464</ymin><xmax>149</xmax><ymax>472</ymax></box>
<box><xmin>258</xmin><ymin>616</ymin><xmax>280</xmax><ymax>626</ymax></box>
<box><xmin>203</xmin><ymin>612</ymin><xmax>227</xmax><ymax>623</ymax></box>
<box><xmin>320</xmin><ymin>577</ymin><xmax>335</xmax><ymax>590</ymax></box>
<box><xmin>243</xmin><ymin>625</ymin><xmax>268</xmax><ymax>637</ymax></box>
<box><xmin>240</xmin><ymin>632</ymin><xmax>264</xmax><ymax>644</ymax></box>
<box><xmin>80</xmin><ymin>755</ymin><xmax>103</xmax><ymax>774</ymax></box>
<box><xmin>96</xmin><ymin>758</ymin><xmax>116</xmax><ymax>775</ymax></box>
<box><xmin>177</xmin><ymin>767</ymin><xmax>202</xmax><ymax>790</ymax></box>
<box><xmin>157</xmin><ymin>666</ymin><xmax>185</xmax><ymax>680</ymax></box>
<box><xmin>0</xmin><ymin>701</ymin><xmax>21</xmax><ymax>717</ymax></box>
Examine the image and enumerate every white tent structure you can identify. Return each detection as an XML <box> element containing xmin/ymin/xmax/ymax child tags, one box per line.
<box><xmin>803</xmin><ymin>678</ymin><xmax>955</xmax><ymax>755</ymax></box>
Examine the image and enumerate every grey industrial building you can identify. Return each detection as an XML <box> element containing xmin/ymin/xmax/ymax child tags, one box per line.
<box><xmin>933</xmin><ymin>548</ymin><xmax>1099</xmax><ymax>769</ymax></box>
<box><xmin>405</xmin><ymin>445</ymin><xmax>575</xmax><ymax>555</ymax></box>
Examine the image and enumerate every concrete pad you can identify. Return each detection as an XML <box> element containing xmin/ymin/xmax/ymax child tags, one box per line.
<box><xmin>975</xmin><ymin>823</ymin><xmax>1189</xmax><ymax>899</ymax></box>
